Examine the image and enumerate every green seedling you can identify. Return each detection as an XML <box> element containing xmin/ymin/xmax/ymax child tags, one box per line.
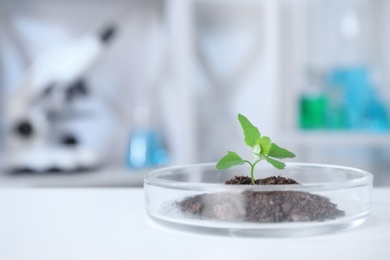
<box><xmin>216</xmin><ymin>114</ymin><xmax>296</xmax><ymax>184</ymax></box>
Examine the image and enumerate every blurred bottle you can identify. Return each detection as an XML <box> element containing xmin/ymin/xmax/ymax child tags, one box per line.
<box><xmin>126</xmin><ymin>106</ymin><xmax>169</xmax><ymax>169</ymax></box>
<box><xmin>299</xmin><ymin>70</ymin><xmax>328</xmax><ymax>129</ymax></box>
<box><xmin>327</xmin><ymin>67</ymin><xmax>389</xmax><ymax>131</ymax></box>
<box><xmin>324</xmin><ymin>71</ymin><xmax>347</xmax><ymax>129</ymax></box>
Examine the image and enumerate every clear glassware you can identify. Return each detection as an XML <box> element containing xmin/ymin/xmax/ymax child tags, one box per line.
<box><xmin>144</xmin><ymin>162</ymin><xmax>373</xmax><ymax>237</ymax></box>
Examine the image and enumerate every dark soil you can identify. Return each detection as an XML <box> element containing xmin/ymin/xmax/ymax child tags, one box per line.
<box><xmin>225</xmin><ymin>175</ymin><xmax>300</xmax><ymax>185</ymax></box>
<box><xmin>177</xmin><ymin>175</ymin><xmax>345</xmax><ymax>223</ymax></box>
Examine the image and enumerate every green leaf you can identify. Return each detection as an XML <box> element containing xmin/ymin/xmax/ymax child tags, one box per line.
<box><xmin>252</xmin><ymin>143</ymin><xmax>261</xmax><ymax>155</ymax></box>
<box><xmin>265</xmin><ymin>156</ymin><xmax>286</xmax><ymax>169</ymax></box>
<box><xmin>216</xmin><ymin>151</ymin><xmax>246</xmax><ymax>170</ymax></box>
<box><xmin>258</xmin><ymin>136</ymin><xmax>272</xmax><ymax>155</ymax></box>
<box><xmin>252</xmin><ymin>144</ymin><xmax>264</xmax><ymax>164</ymax></box>
<box><xmin>238</xmin><ymin>114</ymin><xmax>261</xmax><ymax>147</ymax></box>
<box><xmin>268</xmin><ymin>143</ymin><xmax>296</xmax><ymax>159</ymax></box>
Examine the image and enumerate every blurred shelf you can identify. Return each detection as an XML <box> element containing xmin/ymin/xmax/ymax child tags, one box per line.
<box><xmin>0</xmin><ymin>167</ymin><xmax>146</xmax><ymax>188</ymax></box>
<box><xmin>283</xmin><ymin>131</ymin><xmax>390</xmax><ymax>146</ymax></box>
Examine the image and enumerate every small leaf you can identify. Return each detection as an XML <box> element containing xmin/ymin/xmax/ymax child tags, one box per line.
<box><xmin>238</xmin><ymin>114</ymin><xmax>261</xmax><ymax>147</ymax></box>
<box><xmin>216</xmin><ymin>151</ymin><xmax>246</xmax><ymax>170</ymax></box>
<box><xmin>268</xmin><ymin>143</ymin><xmax>296</xmax><ymax>159</ymax></box>
<box><xmin>252</xmin><ymin>143</ymin><xmax>261</xmax><ymax>155</ymax></box>
<box><xmin>258</xmin><ymin>136</ymin><xmax>272</xmax><ymax>155</ymax></box>
<box><xmin>252</xmin><ymin>144</ymin><xmax>263</xmax><ymax>164</ymax></box>
<box><xmin>265</xmin><ymin>156</ymin><xmax>286</xmax><ymax>169</ymax></box>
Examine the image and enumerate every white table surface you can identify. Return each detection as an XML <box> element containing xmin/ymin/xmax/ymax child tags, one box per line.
<box><xmin>0</xmin><ymin>188</ymin><xmax>389</xmax><ymax>260</ymax></box>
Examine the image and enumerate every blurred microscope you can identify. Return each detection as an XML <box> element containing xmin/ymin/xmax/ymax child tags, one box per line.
<box><xmin>3</xmin><ymin>26</ymin><xmax>116</xmax><ymax>173</ymax></box>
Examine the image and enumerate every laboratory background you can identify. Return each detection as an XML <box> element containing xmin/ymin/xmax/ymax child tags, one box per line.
<box><xmin>0</xmin><ymin>0</ymin><xmax>389</xmax><ymax>187</ymax></box>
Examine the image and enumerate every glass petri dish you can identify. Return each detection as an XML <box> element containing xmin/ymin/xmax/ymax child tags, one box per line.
<box><xmin>144</xmin><ymin>163</ymin><xmax>373</xmax><ymax>237</ymax></box>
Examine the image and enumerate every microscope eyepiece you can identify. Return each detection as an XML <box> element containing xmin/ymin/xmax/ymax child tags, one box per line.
<box><xmin>14</xmin><ymin>120</ymin><xmax>34</xmax><ymax>138</ymax></box>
